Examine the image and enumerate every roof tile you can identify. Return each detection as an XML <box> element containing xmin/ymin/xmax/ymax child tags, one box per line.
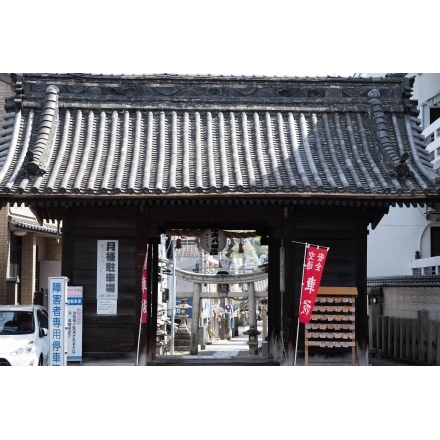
<box><xmin>0</xmin><ymin>74</ymin><xmax>439</xmax><ymax>204</ymax></box>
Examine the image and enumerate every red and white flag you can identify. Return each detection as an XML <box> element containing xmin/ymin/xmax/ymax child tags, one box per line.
<box><xmin>298</xmin><ymin>245</ymin><xmax>329</xmax><ymax>324</ymax></box>
<box><xmin>141</xmin><ymin>245</ymin><xmax>149</xmax><ymax>324</ymax></box>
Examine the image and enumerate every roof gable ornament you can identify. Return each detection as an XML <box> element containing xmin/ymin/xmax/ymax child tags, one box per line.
<box><xmin>368</xmin><ymin>89</ymin><xmax>415</xmax><ymax>182</ymax></box>
<box><xmin>20</xmin><ymin>85</ymin><xmax>59</xmax><ymax>178</ymax></box>
<box><xmin>391</xmin><ymin>153</ymin><xmax>414</xmax><ymax>179</ymax></box>
<box><xmin>21</xmin><ymin>150</ymin><xmax>47</xmax><ymax>177</ymax></box>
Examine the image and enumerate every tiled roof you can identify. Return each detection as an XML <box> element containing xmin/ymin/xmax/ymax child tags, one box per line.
<box><xmin>7</xmin><ymin>204</ymin><xmax>59</xmax><ymax>235</ymax></box>
<box><xmin>0</xmin><ymin>73</ymin><xmax>439</xmax><ymax>207</ymax></box>
<box><xmin>9</xmin><ymin>217</ymin><xmax>58</xmax><ymax>235</ymax></box>
<box><xmin>367</xmin><ymin>275</ymin><xmax>440</xmax><ymax>288</ymax></box>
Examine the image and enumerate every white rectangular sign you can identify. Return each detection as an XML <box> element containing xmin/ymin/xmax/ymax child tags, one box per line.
<box><xmin>97</xmin><ymin>240</ymin><xmax>119</xmax><ymax>300</ymax></box>
<box><xmin>97</xmin><ymin>299</ymin><xmax>117</xmax><ymax>315</ymax></box>
<box><xmin>67</xmin><ymin>286</ymin><xmax>83</xmax><ymax>362</ymax></box>
<box><xmin>48</xmin><ymin>276</ymin><xmax>68</xmax><ymax>366</ymax></box>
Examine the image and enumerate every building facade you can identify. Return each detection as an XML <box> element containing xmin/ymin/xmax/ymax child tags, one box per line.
<box><xmin>1</xmin><ymin>73</ymin><xmax>438</xmax><ymax>366</ymax></box>
<box><xmin>366</xmin><ymin>73</ymin><xmax>440</xmax><ymax>364</ymax></box>
<box><xmin>368</xmin><ymin>73</ymin><xmax>440</xmax><ymax>278</ymax></box>
<box><xmin>0</xmin><ymin>74</ymin><xmax>61</xmax><ymax>307</ymax></box>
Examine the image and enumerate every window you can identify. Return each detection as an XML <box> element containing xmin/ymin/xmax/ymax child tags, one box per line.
<box><xmin>9</xmin><ymin>233</ymin><xmax>22</xmax><ymax>278</ymax></box>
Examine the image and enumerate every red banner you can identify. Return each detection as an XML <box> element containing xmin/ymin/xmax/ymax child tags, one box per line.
<box><xmin>141</xmin><ymin>245</ymin><xmax>148</xmax><ymax>324</ymax></box>
<box><xmin>298</xmin><ymin>245</ymin><xmax>329</xmax><ymax>324</ymax></box>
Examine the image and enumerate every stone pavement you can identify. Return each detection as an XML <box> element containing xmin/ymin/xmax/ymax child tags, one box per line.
<box><xmin>78</xmin><ymin>325</ymin><xmax>413</xmax><ymax>366</ymax></box>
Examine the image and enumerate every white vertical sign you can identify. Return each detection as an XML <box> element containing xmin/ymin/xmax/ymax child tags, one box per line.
<box><xmin>67</xmin><ymin>286</ymin><xmax>83</xmax><ymax>362</ymax></box>
<box><xmin>48</xmin><ymin>276</ymin><xmax>68</xmax><ymax>366</ymax></box>
<box><xmin>97</xmin><ymin>240</ymin><xmax>119</xmax><ymax>314</ymax></box>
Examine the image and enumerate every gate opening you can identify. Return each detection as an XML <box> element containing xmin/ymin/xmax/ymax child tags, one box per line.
<box><xmin>155</xmin><ymin>230</ymin><xmax>269</xmax><ymax>362</ymax></box>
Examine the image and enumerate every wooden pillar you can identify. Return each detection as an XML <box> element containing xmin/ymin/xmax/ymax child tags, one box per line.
<box><xmin>399</xmin><ymin>319</ymin><xmax>405</xmax><ymax>360</ymax></box>
<box><xmin>262</xmin><ymin>303</ymin><xmax>268</xmax><ymax>340</ymax></box>
<box><xmin>436</xmin><ymin>322</ymin><xmax>440</xmax><ymax>365</ymax></box>
<box><xmin>267</xmin><ymin>235</ymin><xmax>282</xmax><ymax>362</ymax></box>
<box><xmin>368</xmin><ymin>298</ymin><xmax>380</xmax><ymax>354</ymax></box>
<box><xmin>428</xmin><ymin>320</ymin><xmax>436</xmax><ymax>364</ymax></box>
<box><xmin>394</xmin><ymin>318</ymin><xmax>400</xmax><ymax>359</ymax></box>
<box><xmin>405</xmin><ymin>318</ymin><xmax>411</xmax><ymax>360</ymax></box>
<box><xmin>355</xmin><ymin>218</ymin><xmax>369</xmax><ymax>366</ymax></box>
<box><xmin>411</xmin><ymin>319</ymin><xmax>418</xmax><ymax>361</ymax></box>
<box><xmin>190</xmin><ymin>282</ymin><xmax>201</xmax><ymax>355</ymax></box>
<box><xmin>382</xmin><ymin>316</ymin><xmax>389</xmax><ymax>356</ymax></box>
<box><xmin>388</xmin><ymin>317</ymin><xmax>394</xmax><ymax>358</ymax></box>
<box><xmin>419</xmin><ymin>310</ymin><xmax>429</xmax><ymax>363</ymax></box>
<box><xmin>376</xmin><ymin>315</ymin><xmax>382</xmax><ymax>354</ymax></box>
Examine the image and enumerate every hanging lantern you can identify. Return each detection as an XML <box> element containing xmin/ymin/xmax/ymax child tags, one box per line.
<box><xmin>200</xmin><ymin>228</ymin><xmax>227</xmax><ymax>255</ymax></box>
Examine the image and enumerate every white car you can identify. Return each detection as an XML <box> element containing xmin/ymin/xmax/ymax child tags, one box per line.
<box><xmin>0</xmin><ymin>305</ymin><xmax>49</xmax><ymax>366</ymax></box>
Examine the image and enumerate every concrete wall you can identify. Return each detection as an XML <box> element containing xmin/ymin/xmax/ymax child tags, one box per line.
<box><xmin>379</xmin><ymin>286</ymin><xmax>440</xmax><ymax>321</ymax></box>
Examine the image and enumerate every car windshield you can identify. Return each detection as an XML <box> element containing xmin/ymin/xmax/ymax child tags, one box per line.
<box><xmin>0</xmin><ymin>311</ymin><xmax>35</xmax><ymax>334</ymax></box>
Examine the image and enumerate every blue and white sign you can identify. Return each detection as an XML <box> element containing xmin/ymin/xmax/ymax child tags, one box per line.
<box><xmin>67</xmin><ymin>286</ymin><xmax>83</xmax><ymax>362</ymax></box>
<box><xmin>48</xmin><ymin>276</ymin><xmax>68</xmax><ymax>366</ymax></box>
<box><xmin>176</xmin><ymin>298</ymin><xmax>193</xmax><ymax>318</ymax></box>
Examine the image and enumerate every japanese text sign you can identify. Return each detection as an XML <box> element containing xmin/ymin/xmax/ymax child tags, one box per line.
<box><xmin>48</xmin><ymin>276</ymin><xmax>68</xmax><ymax>366</ymax></box>
<box><xmin>67</xmin><ymin>286</ymin><xmax>83</xmax><ymax>362</ymax></box>
<box><xmin>141</xmin><ymin>245</ymin><xmax>148</xmax><ymax>324</ymax></box>
<box><xmin>298</xmin><ymin>245</ymin><xmax>329</xmax><ymax>324</ymax></box>
<box><xmin>97</xmin><ymin>240</ymin><xmax>119</xmax><ymax>300</ymax></box>
<box><xmin>200</xmin><ymin>228</ymin><xmax>227</xmax><ymax>255</ymax></box>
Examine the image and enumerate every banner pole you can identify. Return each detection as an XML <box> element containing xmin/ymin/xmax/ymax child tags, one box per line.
<box><xmin>292</xmin><ymin>240</ymin><xmax>325</xmax><ymax>248</ymax></box>
<box><xmin>136</xmin><ymin>313</ymin><xmax>142</xmax><ymax>365</ymax></box>
<box><xmin>294</xmin><ymin>319</ymin><xmax>300</xmax><ymax>366</ymax></box>
<box><xmin>136</xmin><ymin>245</ymin><xmax>149</xmax><ymax>366</ymax></box>
<box><xmin>294</xmin><ymin>242</ymin><xmax>309</xmax><ymax>366</ymax></box>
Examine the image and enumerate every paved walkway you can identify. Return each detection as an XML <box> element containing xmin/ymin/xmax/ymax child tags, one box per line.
<box><xmin>78</xmin><ymin>325</ymin><xmax>412</xmax><ymax>366</ymax></box>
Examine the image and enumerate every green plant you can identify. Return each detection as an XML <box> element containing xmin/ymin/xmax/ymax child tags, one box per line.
<box><xmin>208</xmin><ymin>328</ymin><xmax>216</xmax><ymax>338</ymax></box>
<box><xmin>234</xmin><ymin>316</ymin><xmax>244</xmax><ymax>326</ymax></box>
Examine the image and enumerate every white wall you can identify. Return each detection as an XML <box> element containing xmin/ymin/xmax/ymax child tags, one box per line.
<box><xmin>367</xmin><ymin>206</ymin><xmax>429</xmax><ymax>277</ymax></box>
<box><xmin>411</xmin><ymin>73</ymin><xmax>440</xmax><ymax>104</ymax></box>
<box><xmin>40</xmin><ymin>260</ymin><xmax>62</xmax><ymax>289</ymax></box>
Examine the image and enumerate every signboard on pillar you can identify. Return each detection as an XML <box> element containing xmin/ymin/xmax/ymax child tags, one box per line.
<box><xmin>48</xmin><ymin>276</ymin><xmax>68</xmax><ymax>366</ymax></box>
<box><xmin>67</xmin><ymin>286</ymin><xmax>83</xmax><ymax>362</ymax></box>
<box><xmin>176</xmin><ymin>298</ymin><xmax>193</xmax><ymax>318</ymax></box>
<box><xmin>97</xmin><ymin>240</ymin><xmax>118</xmax><ymax>315</ymax></box>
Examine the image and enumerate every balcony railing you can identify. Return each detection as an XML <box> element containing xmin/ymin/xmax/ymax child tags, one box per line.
<box><xmin>411</xmin><ymin>255</ymin><xmax>440</xmax><ymax>275</ymax></box>
<box><xmin>423</xmin><ymin>118</ymin><xmax>440</xmax><ymax>169</ymax></box>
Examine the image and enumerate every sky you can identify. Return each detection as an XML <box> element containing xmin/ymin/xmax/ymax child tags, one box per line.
<box><xmin>4</xmin><ymin>0</ymin><xmax>436</xmax><ymax>77</ymax></box>
<box><xmin>3</xmin><ymin>1</ymin><xmax>435</xmax><ymax>435</ymax></box>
